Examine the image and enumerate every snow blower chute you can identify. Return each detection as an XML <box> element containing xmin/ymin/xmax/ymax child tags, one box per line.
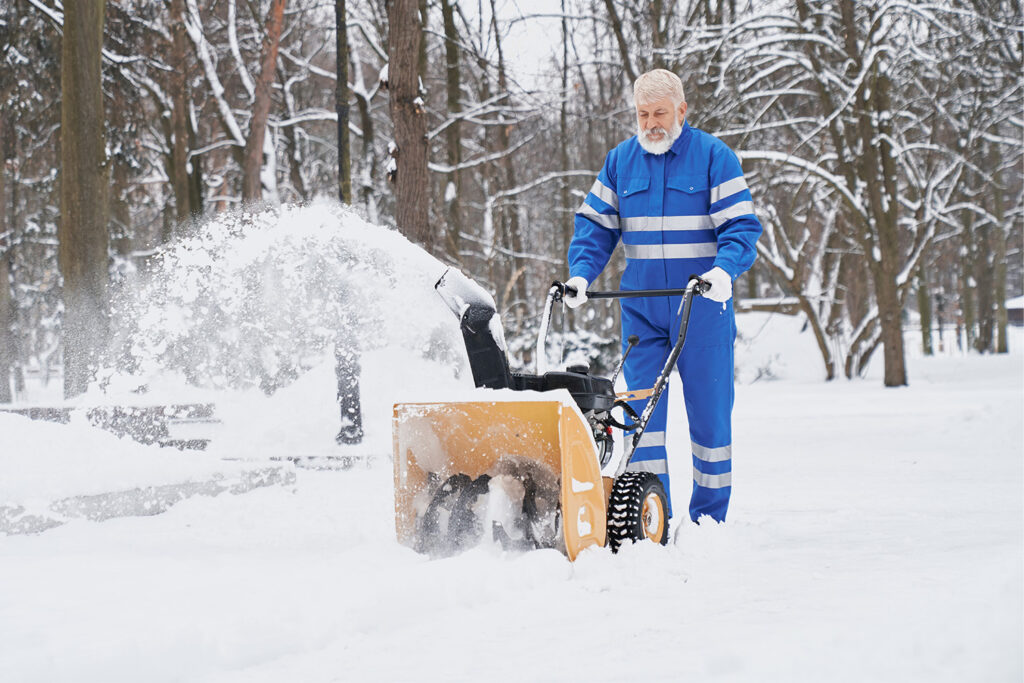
<box><xmin>393</xmin><ymin>269</ymin><xmax>709</xmax><ymax>560</ymax></box>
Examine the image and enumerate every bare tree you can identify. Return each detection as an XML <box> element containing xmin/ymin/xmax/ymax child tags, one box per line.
<box><xmin>440</xmin><ymin>0</ymin><xmax>463</xmax><ymax>257</ymax></box>
<box><xmin>59</xmin><ymin>0</ymin><xmax>110</xmax><ymax>397</ymax></box>
<box><xmin>0</xmin><ymin>112</ymin><xmax>11</xmax><ymax>402</ymax></box>
<box><xmin>387</xmin><ymin>0</ymin><xmax>430</xmax><ymax>247</ymax></box>
<box><xmin>169</xmin><ymin>0</ymin><xmax>193</xmax><ymax>224</ymax></box>
<box><xmin>241</xmin><ymin>0</ymin><xmax>287</xmax><ymax>202</ymax></box>
<box><xmin>336</xmin><ymin>0</ymin><xmax>352</xmax><ymax>204</ymax></box>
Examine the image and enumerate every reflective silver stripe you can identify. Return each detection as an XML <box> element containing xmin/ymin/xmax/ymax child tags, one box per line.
<box><xmin>710</xmin><ymin>176</ymin><xmax>748</xmax><ymax>204</ymax></box>
<box><xmin>628</xmin><ymin>458</ymin><xmax>668</xmax><ymax>475</ymax></box>
<box><xmin>589</xmin><ymin>179</ymin><xmax>619</xmax><ymax>211</ymax></box>
<box><xmin>624</xmin><ymin>243</ymin><xmax>718</xmax><ymax>259</ymax></box>
<box><xmin>711</xmin><ymin>200</ymin><xmax>755</xmax><ymax>228</ymax></box>
<box><xmin>636</xmin><ymin>430</ymin><xmax>665</xmax><ymax>448</ymax></box>
<box><xmin>693</xmin><ymin>442</ymin><xmax>731</xmax><ymax>463</ymax></box>
<box><xmin>577</xmin><ymin>202</ymin><xmax>620</xmax><ymax>230</ymax></box>
<box><xmin>622</xmin><ymin>215</ymin><xmax>714</xmax><ymax>232</ymax></box>
<box><xmin>693</xmin><ymin>469</ymin><xmax>732</xmax><ymax>489</ymax></box>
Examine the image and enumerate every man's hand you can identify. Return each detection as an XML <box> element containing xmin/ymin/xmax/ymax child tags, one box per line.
<box><xmin>700</xmin><ymin>267</ymin><xmax>732</xmax><ymax>303</ymax></box>
<box><xmin>563</xmin><ymin>276</ymin><xmax>589</xmax><ymax>309</ymax></box>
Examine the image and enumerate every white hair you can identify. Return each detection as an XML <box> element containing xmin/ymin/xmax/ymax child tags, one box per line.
<box><xmin>633</xmin><ymin>69</ymin><xmax>686</xmax><ymax>107</ymax></box>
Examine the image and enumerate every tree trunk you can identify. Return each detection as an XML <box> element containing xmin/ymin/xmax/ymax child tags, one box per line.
<box><xmin>110</xmin><ymin>155</ymin><xmax>133</xmax><ymax>260</ymax></box>
<box><xmin>187</xmin><ymin>106</ymin><xmax>204</xmax><ymax>216</ymax></box>
<box><xmin>387</xmin><ymin>0</ymin><xmax>430</xmax><ymax>247</ymax></box>
<box><xmin>916</xmin><ymin>264</ymin><xmax>933</xmax><ymax>356</ymax></box>
<box><xmin>351</xmin><ymin>42</ymin><xmax>377</xmax><ymax>220</ymax></box>
<box><xmin>870</xmin><ymin>70</ymin><xmax>907</xmax><ymax>386</ymax></box>
<box><xmin>59</xmin><ymin>0</ymin><xmax>110</xmax><ymax>398</ymax></box>
<box><xmin>8</xmin><ymin>156</ymin><xmax>23</xmax><ymax>399</ymax></box>
<box><xmin>651</xmin><ymin>0</ymin><xmax>664</xmax><ymax>70</ymax></box>
<box><xmin>993</xmin><ymin>223</ymin><xmax>1008</xmax><ymax>353</ymax></box>
<box><xmin>0</xmin><ymin>112</ymin><xmax>11</xmax><ymax>402</ymax></box>
<box><xmin>961</xmin><ymin>211</ymin><xmax>976</xmax><ymax>350</ymax></box>
<box><xmin>336</xmin><ymin>0</ymin><xmax>352</xmax><ymax>204</ymax></box>
<box><xmin>169</xmin><ymin>0</ymin><xmax>192</xmax><ymax>227</ymax></box>
<box><xmin>991</xmin><ymin>147</ymin><xmax>1009</xmax><ymax>354</ymax></box>
<box><xmin>354</xmin><ymin>90</ymin><xmax>377</xmax><ymax>218</ymax></box>
<box><xmin>975</xmin><ymin>220</ymin><xmax>994</xmax><ymax>352</ymax></box>
<box><xmin>440</xmin><ymin>0</ymin><xmax>462</xmax><ymax>258</ymax></box>
<box><xmin>559</xmin><ymin>0</ymin><xmax>572</xmax><ymax>262</ymax></box>
<box><xmin>871</xmin><ymin>254</ymin><xmax>907</xmax><ymax>385</ymax></box>
<box><xmin>0</xmin><ymin>247</ymin><xmax>10</xmax><ymax>403</ymax></box>
<box><xmin>418</xmin><ymin>0</ymin><xmax>428</xmax><ymax>83</ymax></box>
<box><xmin>841</xmin><ymin>3</ymin><xmax>905</xmax><ymax>386</ymax></box>
<box><xmin>241</xmin><ymin>0</ymin><xmax>287</xmax><ymax>203</ymax></box>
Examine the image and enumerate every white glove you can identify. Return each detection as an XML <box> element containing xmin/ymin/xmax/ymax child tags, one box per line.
<box><xmin>563</xmin><ymin>276</ymin><xmax>589</xmax><ymax>309</ymax></box>
<box><xmin>700</xmin><ymin>267</ymin><xmax>732</xmax><ymax>303</ymax></box>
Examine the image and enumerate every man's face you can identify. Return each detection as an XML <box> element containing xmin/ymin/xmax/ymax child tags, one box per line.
<box><xmin>635</xmin><ymin>96</ymin><xmax>687</xmax><ymax>154</ymax></box>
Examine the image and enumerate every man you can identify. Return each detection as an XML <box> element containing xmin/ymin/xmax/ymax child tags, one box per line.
<box><xmin>565</xmin><ymin>69</ymin><xmax>761</xmax><ymax>524</ymax></box>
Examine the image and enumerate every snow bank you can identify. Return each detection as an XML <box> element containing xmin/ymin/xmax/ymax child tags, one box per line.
<box><xmin>0</xmin><ymin>412</ymin><xmax>252</xmax><ymax>507</ymax></box>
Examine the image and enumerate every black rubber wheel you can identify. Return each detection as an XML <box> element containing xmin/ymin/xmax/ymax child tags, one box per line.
<box><xmin>607</xmin><ymin>471</ymin><xmax>669</xmax><ymax>552</ymax></box>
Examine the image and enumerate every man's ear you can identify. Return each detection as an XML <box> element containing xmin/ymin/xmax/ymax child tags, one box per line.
<box><xmin>678</xmin><ymin>101</ymin><xmax>688</xmax><ymax>124</ymax></box>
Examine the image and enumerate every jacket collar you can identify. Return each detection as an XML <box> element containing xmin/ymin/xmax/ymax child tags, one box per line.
<box><xmin>670</xmin><ymin>122</ymin><xmax>692</xmax><ymax>155</ymax></box>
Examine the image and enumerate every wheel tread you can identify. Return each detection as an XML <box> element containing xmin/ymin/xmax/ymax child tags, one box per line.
<box><xmin>607</xmin><ymin>471</ymin><xmax>669</xmax><ymax>552</ymax></box>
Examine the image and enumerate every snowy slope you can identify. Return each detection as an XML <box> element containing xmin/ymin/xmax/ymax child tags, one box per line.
<box><xmin>1</xmin><ymin>205</ymin><xmax>1020</xmax><ymax>682</ymax></box>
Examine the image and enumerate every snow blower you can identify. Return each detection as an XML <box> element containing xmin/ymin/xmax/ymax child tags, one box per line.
<box><xmin>392</xmin><ymin>269</ymin><xmax>709</xmax><ymax>560</ymax></box>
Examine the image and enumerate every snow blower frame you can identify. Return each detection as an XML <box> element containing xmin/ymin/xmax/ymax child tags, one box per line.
<box><xmin>392</xmin><ymin>271</ymin><xmax>709</xmax><ymax>560</ymax></box>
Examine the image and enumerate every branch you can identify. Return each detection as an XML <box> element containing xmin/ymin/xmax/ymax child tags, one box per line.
<box><xmin>741</xmin><ymin>150</ymin><xmax>868</xmax><ymax>220</ymax></box>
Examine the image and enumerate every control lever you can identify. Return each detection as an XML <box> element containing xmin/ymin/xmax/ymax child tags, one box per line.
<box><xmin>610</xmin><ymin>335</ymin><xmax>639</xmax><ymax>385</ymax></box>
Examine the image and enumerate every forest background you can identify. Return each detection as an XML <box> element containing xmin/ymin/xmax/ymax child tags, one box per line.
<box><xmin>0</xmin><ymin>0</ymin><xmax>1020</xmax><ymax>402</ymax></box>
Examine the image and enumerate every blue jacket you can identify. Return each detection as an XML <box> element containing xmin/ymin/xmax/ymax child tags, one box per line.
<box><xmin>569</xmin><ymin>123</ymin><xmax>762</xmax><ymax>292</ymax></box>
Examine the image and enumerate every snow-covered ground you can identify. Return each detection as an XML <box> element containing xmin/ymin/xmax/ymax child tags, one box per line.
<box><xmin>1</xmin><ymin>207</ymin><xmax>1021</xmax><ymax>682</ymax></box>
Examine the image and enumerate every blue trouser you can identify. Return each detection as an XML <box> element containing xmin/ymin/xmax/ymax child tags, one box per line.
<box><xmin>622</xmin><ymin>293</ymin><xmax>735</xmax><ymax>523</ymax></box>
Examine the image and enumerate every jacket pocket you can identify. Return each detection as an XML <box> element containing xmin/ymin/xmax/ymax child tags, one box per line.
<box><xmin>666</xmin><ymin>175</ymin><xmax>708</xmax><ymax>194</ymax></box>
<box><xmin>619</xmin><ymin>176</ymin><xmax>650</xmax><ymax>216</ymax></box>
<box><xmin>619</xmin><ymin>176</ymin><xmax>651</xmax><ymax>197</ymax></box>
<box><xmin>666</xmin><ymin>175</ymin><xmax>710</xmax><ymax>217</ymax></box>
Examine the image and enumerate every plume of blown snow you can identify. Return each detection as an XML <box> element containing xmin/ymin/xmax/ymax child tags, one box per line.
<box><xmin>102</xmin><ymin>201</ymin><xmax>464</xmax><ymax>398</ymax></box>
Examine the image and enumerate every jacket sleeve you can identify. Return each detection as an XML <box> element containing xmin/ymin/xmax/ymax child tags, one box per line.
<box><xmin>568</xmin><ymin>149</ymin><xmax>621</xmax><ymax>284</ymax></box>
<box><xmin>708</xmin><ymin>144</ymin><xmax>762</xmax><ymax>279</ymax></box>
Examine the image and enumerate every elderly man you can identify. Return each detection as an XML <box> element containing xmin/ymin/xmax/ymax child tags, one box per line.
<box><xmin>565</xmin><ymin>69</ymin><xmax>762</xmax><ymax>524</ymax></box>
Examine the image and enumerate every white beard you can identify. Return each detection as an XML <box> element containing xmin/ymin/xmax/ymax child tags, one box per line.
<box><xmin>637</xmin><ymin>117</ymin><xmax>683</xmax><ymax>155</ymax></box>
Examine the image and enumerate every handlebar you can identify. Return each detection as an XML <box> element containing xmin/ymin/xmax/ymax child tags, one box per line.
<box><xmin>556</xmin><ymin>275</ymin><xmax>712</xmax><ymax>301</ymax></box>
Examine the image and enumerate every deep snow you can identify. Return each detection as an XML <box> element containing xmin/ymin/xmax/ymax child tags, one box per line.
<box><xmin>1</xmin><ymin>206</ymin><xmax>1021</xmax><ymax>682</ymax></box>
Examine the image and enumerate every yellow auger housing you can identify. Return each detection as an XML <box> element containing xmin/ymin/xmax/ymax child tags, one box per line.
<box><xmin>393</xmin><ymin>399</ymin><xmax>606</xmax><ymax>560</ymax></box>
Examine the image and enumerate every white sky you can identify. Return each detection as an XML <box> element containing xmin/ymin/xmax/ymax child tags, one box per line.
<box><xmin>458</xmin><ymin>0</ymin><xmax>577</xmax><ymax>92</ymax></box>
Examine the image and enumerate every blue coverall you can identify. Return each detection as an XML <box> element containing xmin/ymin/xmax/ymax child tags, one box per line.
<box><xmin>568</xmin><ymin>122</ymin><xmax>762</xmax><ymax>522</ymax></box>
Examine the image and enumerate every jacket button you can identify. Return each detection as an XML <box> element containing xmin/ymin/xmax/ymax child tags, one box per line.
<box><xmin>689</xmin><ymin>186</ymin><xmax>694</xmax><ymax>190</ymax></box>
